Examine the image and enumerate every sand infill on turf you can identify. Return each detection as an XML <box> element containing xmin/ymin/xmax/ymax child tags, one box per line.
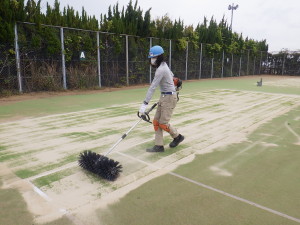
<box><xmin>1</xmin><ymin>85</ymin><xmax>300</xmax><ymax>224</ymax></box>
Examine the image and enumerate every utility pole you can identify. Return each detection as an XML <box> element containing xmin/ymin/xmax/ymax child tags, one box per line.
<box><xmin>228</xmin><ymin>3</ymin><xmax>239</xmax><ymax>31</ymax></box>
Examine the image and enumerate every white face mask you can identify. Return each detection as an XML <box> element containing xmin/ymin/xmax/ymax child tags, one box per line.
<box><xmin>151</xmin><ymin>58</ymin><xmax>157</xmax><ymax>66</ymax></box>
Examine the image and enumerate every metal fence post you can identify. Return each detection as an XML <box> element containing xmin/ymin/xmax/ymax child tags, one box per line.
<box><xmin>221</xmin><ymin>50</ymin><xmax>224</xmax><ymax>78</ymax></box>
<box><xmin>185</xmin><ymin>41</ymin><xmax>189</xmax><ymax>80</ymax></box>
<box><xmin>253</xmin><ymin>56</ymin><xmax>256</xmax><ymax>75</ymax></box>
<box><xmin>239</xmin><ymin>56</ymin><xmax>242</xmax><ymax>76</ymax></box>
<box><xmin>231</xmin><ymin>53</ymin><xmax>234</xmax><ymax>76</ymax></box>
<box><xmin>60</xmin><ymin>27</ymin><xmax>67</xmax><ymax>89</ymax></box>
<box><xmin>266</xmin><ymin>51</ymin><xmax>269</xmax><ymax>74</ymax></box>
<box><xmin>247</xmin><ymin>49</ymin><xmax>250</xmax><ymax>75</ymax></box>
<box><xmin>149</xmin><ymin>37</ymin><xmax>152</xmax><ymax>83</ymax></box>
<box><xmin>199</xmin><ymin>43</ymin><xmax>203</xmax><ymax>79</ymax></box>
<box><xmin>259</xmin><ymin>51</ymin><xmax>262</xmax><ymax>74</ymax></box>
<box><xmin>96</xmin><ymin>31</ymin><xmax>102</xmax><ymax>88</ymax></box>
<box><xmin>126</xmin><ymin>35</ymin><xmax>129</xmax><ymax>86</ymax></box>
<box><xmin>282</xmin><ymin>53</ymin><xmax>285</xmax><ymax>75</ymax></box>
<box><xmin>211</xmin><ymin>58</ymin><xmax>214</xmax><ymax>78</ymax></box>
<box><xmin>14</xmin><ymin>23</ymin><xmax>23</xmax><ymax>93</ymax></box>
<box><xmin>169</xmin><ymin>39</ymin><xmax>172</xmax><ymax>70</ymax></box>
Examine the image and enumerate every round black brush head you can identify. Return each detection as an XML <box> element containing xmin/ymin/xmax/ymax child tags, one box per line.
<box><xmin>78</xmin><ymin>150</ymin><xmax>101</xmax><ymax>174</ymax></box>
<box><xmin>94</xmin><ymin>155</ymin><xmax>123</xmax><ymax>181</ymax></box>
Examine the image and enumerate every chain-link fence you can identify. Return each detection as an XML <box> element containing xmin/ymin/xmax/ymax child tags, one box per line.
<box><xmin>16</xmin><ymin>23</ymin><xmax>63</xmax><ymax>92</ymax></box>
<box><xmin>1</xmin><ymin>22</ymin><xmax>300</xmax><ymax>94</ymax></box>
<box><xmin>0</xmin><ymin>44</ymin><xmax>18</xmax><ymax>94</ymax></box>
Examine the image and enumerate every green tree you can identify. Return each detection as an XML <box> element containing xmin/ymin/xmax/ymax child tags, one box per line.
<box><xmin>0</xmin><ymin>0</ymin><xmax>269</xmax><ymax>58</ymax></box>
<box><xmin>0</xmin><ymin>0</ymin><xmax>15</xmax><ymax>44</ymax></box>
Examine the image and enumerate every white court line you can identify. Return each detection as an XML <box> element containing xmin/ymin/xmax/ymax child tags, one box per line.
<box><xmin>117</xmin><ymin>151</ymin><xmax>160</xmax><ymax>169</ymax></box>
<box><xmin>29</xmin><ymin>181</ymin><xmax>85</xmax><ymax>225</ymax></box>
<box><xmin>169</xmin><ymin>172</ymin><xmax>300</xmax><ymax>224</ymax></box>
<box><xmin>209</xmin><ymin>142</ymin><xmax>259</xmax><ymax>176</ymax></box>
<box><xmin>31</xmin><ymin>182</ymin><xmax>52</xmax><ymax>202</ymax></box>
<box><xmin>285</xmin><ymin>121</ymin><xmax>300</xmax><ymax>142</ymax></box>
<box><xmin>27</xmin><ymin>162</ymin><xmax>77</xmax><ymax>181</ymax></box>
<box><xmin>117</xmin><ymin>151</ymin><xmax>300</xmax><ymax>224</ymax></box>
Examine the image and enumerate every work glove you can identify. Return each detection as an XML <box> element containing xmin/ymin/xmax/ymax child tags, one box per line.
<box><xmin>139</xmin><ymin>103</ymin><xmax>148</xmax><ymax>114</ymax></box>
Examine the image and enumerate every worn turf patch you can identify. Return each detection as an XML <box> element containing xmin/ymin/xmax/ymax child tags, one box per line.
<box><xmin>15</xmin><ymin>154</ymin><xmax>78</xmax><ymax>179</ymax></box>
<box><xmin>62</xmin><ymin>129</ymin><xmax>116</xmax><ymax>141</ymax></box>
<box><xmin>0</xmin><ymin>145</ymin><xmax>7</xmax><ymax>151</ymax></box>
<box><xmin>0</xmin><ymin>149</ymin><xmax>38</xmax><ymax>162</ymax></box>
<box><xmin>32</xmin><ymin>168</ymin><xmax>75</xmax><ymax>188</ymax></box>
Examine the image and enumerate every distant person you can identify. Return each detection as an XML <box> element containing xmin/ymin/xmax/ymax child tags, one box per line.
<box><xmin>139</xmin><ymin>45</ymin><xmax>184</xmax><ymax>152</ymax></box>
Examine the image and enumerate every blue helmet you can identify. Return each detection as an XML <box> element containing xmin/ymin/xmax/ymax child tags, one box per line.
<box><xmin>148</xmin><ymin>45</ymin><xmax>164</xmax><ymax>58</ymax></box>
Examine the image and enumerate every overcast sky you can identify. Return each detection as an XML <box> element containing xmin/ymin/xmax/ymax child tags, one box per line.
<box><xmin>43</xmin><ymin>0</ymin><xmax>300</xmax><ymax>52</ymax></box>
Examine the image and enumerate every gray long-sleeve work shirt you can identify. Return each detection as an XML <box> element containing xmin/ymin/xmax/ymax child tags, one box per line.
<box><xmin>144</xmin><ymin>62</ymin><xmax>176</xmax><ymax>104</ymax></box>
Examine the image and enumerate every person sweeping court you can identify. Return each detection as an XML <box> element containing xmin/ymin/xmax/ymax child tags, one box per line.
<box><xmin>139</xmin><ymin>45</ymin><xmax>184</xmax><ymax>152</ymax></box>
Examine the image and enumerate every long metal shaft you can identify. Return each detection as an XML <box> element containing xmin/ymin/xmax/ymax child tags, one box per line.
<box><xmin>104</xmin><ymin>103</ymin><xmax>157</xmax><ymax>156</ymax></box>
<box><xmin>104</xmin><ymin>118</ymin><xmax>142</xmax><ymax>156</ymax></box>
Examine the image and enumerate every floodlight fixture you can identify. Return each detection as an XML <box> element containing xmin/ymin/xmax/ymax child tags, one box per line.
<box><xmin>228</xmin><ymin>3</ymin><xmax>239</xmax><ymax>31</ymax></box>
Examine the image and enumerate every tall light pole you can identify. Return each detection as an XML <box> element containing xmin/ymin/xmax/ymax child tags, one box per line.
<box><xmin>228</xmin><ymin>3</ymin><xmax>239</xmax><ymax>31</ymax></box>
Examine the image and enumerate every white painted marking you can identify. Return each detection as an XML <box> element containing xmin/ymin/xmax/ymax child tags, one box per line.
<box><xmin>32</xmin><ymin>185</ymin><xmax>52</xmax><ymax>202</ymax></box>
<box><xmin>210</xmin><ymin>142</ymin><xmax>258</xmax><ymax>176</ymax></box>
<box><xmin>117</xmin><ymin>151</ymin><xmax>160</xmax><ymax>169</ymax></box>
<box><xmin>116</xmin><ymin>151</ymin><xmax>300</xmax><ymax>224</ymax></box>
<box><xmin>285</xmin><ymin>121</ymin><xmax>300</xmax><ymax>143</ymax></box>
<box><xmin>28</xmin><ymin>162</ymin><xmax>77</xmax><ymax>181</ymax></box>
<box><xmin>59</xmin><ymin>208</ymin><xmax>68</xmax><ymax>213</ymax></box>
<box><xmin>30</xmin><ymin>181</ymin><xmax>85</xmax><ymax>225</ymax></box>
<box><xmin>169</xmin><ymin>172</ymin><xmax>300</xmax><ymax>224</ymax></box>
<box><xmin>210</xmin><ymin>166</ymin><xmax>232</xmax><ymax>176</ymax></box>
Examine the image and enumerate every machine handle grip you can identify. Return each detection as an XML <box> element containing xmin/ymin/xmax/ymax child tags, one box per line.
<box><xmin>137</xmin><ymin>103</ymin><xmax>157</xmax><ymax>123</ymax></box>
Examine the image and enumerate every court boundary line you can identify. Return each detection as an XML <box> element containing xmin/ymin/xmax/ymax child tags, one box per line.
<box><xmin>117</xmin><ymin>150</ymin><xmax>300</xmax><ymax>224</ymax></box>
<box><xmin>169</xmin><ymin>172</ymin><xmax>300</xmax><ymax>223</ymax></box>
